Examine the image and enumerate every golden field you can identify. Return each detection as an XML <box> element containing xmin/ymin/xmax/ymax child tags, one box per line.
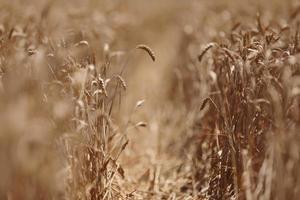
<box><xmin>0</xmin><ymin>0</ymin><xmax>300</xmax><ymax>199</ymax></box>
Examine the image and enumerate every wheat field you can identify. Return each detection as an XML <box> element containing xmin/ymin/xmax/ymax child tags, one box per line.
<box><xmin>0</xmin><ymin>0</ymin><xmax>300</xmax><ymax>199</ymax></box>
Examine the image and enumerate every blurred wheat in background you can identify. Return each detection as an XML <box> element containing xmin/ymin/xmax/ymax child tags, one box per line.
<box><xmin>0</xmin><ymin>0</ymin><xmax>299</xmax><ymax>199</ymax></box>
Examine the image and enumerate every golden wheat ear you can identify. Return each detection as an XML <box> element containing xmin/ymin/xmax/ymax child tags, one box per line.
<box><xmin>136</xmin><ymin>44</ymin><xmax>156</xmax><ymax>62</ymax></box>
<box><xmin>198</xmin><ymin>43</ymin><xmax>215</xmax><ymax>63</ymax></box>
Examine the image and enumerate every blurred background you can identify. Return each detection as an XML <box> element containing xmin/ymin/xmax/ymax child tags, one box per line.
<box><xmin>0</xmin><ymin>0</ymin><xmax>299</xmax><ymax>199</ymax></box>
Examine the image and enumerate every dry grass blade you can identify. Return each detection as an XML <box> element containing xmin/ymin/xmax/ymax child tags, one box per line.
<box><xmin>75</xmin><ymin>40</ymin><xmax>89</xmax><ymax>47</ymax></box>
<box><xmin>116</xmin><ymin>75</ymin><xmax>127</xmax><ymax>91</ymax></box>
<box><xmin>98</xmin><ymin>76</ymin><xmax>108</xmax><ymax>97</ymax></box>
<box><xmin>290</xmin><ymin>5</ymin><xmax>300</xmax><ymax>21</ymax></box>
<box><xmin>135</xmin><ymin>100</ymin><xmax>145</xmax><ymax>108</ymax></box>
<box><xmin>257</xmin><ymin>12</ymin><xmax>264</xmax><ymax>34</ymax></box>
<box><xmin>231</xmin><ymin>22</ymin><xmax>241</xmax><ymax>31</ymax></box>
<box><xmin>135</xmin><ymin>121</ymin><xmax>147</xmax><ymax>128</ymax></box>
<box><xmin>200</xmin><ymin>97</ymin><xmax>219</xmax><ymax>113</ymax></box>
<box><xmin>222</xmin><ymin>47</ymin><xmax>236</xmax><ymax>62</ymax></box>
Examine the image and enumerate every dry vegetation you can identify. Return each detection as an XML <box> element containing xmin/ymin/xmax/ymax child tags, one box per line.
<box><xmin>0</xmin><ymin>0</ymin><xmax>300</xmax><ymax>199</ymax></box>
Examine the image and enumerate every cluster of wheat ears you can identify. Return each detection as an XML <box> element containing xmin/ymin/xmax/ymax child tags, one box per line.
<box><xmin>0</xmin><ymin>1</ymin><xmax>300</xmax><ymax>200</ymax></box>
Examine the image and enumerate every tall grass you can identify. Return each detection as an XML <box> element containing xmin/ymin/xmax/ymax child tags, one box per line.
<box><xmin>173</xmin><ymin>13</ymin><xmax>300</xmax><ymax>199</ymax></box>
<box><xmin>0</xmin><ymin>3</ymin><xmax>143</xmax><ymax>198</ymax></box>
<box><xmin>1</xmin><ymin>1</ymin><xmax>300</xmax><ymax>199</ymax></box>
